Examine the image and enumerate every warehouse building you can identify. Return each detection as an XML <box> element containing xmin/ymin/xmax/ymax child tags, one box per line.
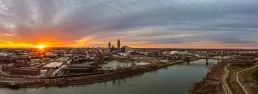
<box><xmin>2</xmin><ymin>66</ymin><xmax>40</xmax><ymax>76</ymax></box>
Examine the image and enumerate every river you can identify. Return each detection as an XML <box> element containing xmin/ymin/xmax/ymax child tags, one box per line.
<box><xmin>0</xmin><ymin>59</ymin><xmax>218</xmax><ymax>94</ymax></box>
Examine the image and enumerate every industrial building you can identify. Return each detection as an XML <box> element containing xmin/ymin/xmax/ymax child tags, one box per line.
<box><xmin>2</xmin><ymin>66</ymin><xmax>40</xmax><ymax>76</ymax></box>
<box><xmin>64</xmin><ymin>62</ymin><xmax>98</xmax><ymax>74</ymax></box>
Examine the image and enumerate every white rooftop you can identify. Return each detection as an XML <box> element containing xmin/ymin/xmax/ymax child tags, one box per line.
<box><xmin>43</xmin><ymin>62</ymin><xmax>63</xmax><ymax>68</ymax></box>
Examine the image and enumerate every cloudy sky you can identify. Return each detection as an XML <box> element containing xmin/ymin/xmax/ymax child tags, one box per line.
<box><xmin>0</xmin><ymin>0</ymin><xmax>257</xmax><ymax>48</ymax></box>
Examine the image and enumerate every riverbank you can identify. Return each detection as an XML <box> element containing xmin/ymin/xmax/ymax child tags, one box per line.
<box><xmin>190</xmin><ymin>61</ymin><xmax>226</xmax><ymax>94</ymax></box>
<box><xmin>0</xmin><ymin>59</ymin><xmax>216</xmax><ymax>94</ymax></box>
<box><xmin>0</xmin><ymin>59</ymin><xmax>192</xmax><ymax>88</ymax></box>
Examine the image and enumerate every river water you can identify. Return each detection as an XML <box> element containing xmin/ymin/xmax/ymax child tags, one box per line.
<box><xmin>0</xmin><ymin>59</ymin><xmax>218</xmax><ymax>94</ymax></box>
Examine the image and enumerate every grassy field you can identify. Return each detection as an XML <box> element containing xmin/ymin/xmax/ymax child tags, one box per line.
<box><xmin>239</xmin><ymin>67</ymin><xmax>257</xmax><ymax>94</ymax></box>
<box><xmin>252</xmin><ymin>70</ymin><xmax>258</xmax><ymax>81</ymax></box>
<box><xmin>250</xmin><ymin>70</ymin><xmax>258</xmax><ymax>94</ymax></box>
<box><xmin>228</xmin><ymin>66</ymin><xmax>246</xmax><ymax>94</ymax></box>
<box><xmin>228</xmin><ymin>65</ymin><xmax>258</xmax><ymax>94</ymax></box>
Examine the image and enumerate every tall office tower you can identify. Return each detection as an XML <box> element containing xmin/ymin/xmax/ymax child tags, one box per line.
<box><xmin>112</xmin><ymin>44</ymin><xmax>115</xmax><ymax>49</ymax></box>
<box><xmin>108</xmin><ymin>42</ymin><xmax>111</xmax><ymax>49</ymax></box>
<box><xmin>117</xmin><ymin>39</ymin><xmax>121</xmax><ymax>49</ymax></box>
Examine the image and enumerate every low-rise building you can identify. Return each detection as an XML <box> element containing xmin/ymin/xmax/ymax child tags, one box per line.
<box><xmin>2</xmin><ymin>66</ymin><xmax>40</xmax><ymax>76</ymax></box>
<box><xmin>42</xmin><ymin>62</ymin><xmax>63</xmax><ymax>69</ymax></box>
<box><xmin>64</xmin><ymin>63</ymin><xmax>97</xmax><ymax>74</ymax></box>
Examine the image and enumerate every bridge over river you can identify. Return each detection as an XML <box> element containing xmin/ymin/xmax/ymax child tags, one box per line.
<box><xmin>186</xmin><ymin>56</ymin><xmax>230</xmax><ymax>65</ymax></box>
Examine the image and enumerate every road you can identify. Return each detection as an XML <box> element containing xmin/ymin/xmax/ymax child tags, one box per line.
<box><xmin>222</xmin><ymin>64</ymin><xmax>232</xmax><ymax>94</ymax></box>
<box><xmin>236</xmin><ymin>65</ymin><xmax>258</xmax><ymax>94</ymax></box>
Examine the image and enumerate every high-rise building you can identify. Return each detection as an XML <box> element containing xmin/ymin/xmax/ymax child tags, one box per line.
<box><xmin>117</xmin><ymin>39</ymin><xmax>121</xmax><ymax>49</ymax></box>
<box><xmin>122</xmin><ymin>46</ymin><xmax>131</xmax><ymax>53</ymax></box>
<box><xmin>111</xmin><ymin>44</ymin><xmax>115</xmax><ymax>51</ymax></box>
<box><xmin>108</xmin><ymin>42</ymin><xmax>111</xmax><ymax>49</ymax></box>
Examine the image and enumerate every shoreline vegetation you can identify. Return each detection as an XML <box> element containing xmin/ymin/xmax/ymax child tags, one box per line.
<box><xmin>190</xmin><ymin>60</ymin><xmax>226</xmax><ymax>94</ymax></box>
<box><xmin>0</xmin><ymin>59</ymin><xmax>198</xmax><ymax>89</ymax></box>
<box><xmin>191</xmin><ymin>55</ymin><xmax>258</xmax><ymax>94</ymax></box>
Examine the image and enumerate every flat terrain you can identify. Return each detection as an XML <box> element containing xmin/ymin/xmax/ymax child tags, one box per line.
<box><xmin>227</xmin><ymin>66</ymin><xmax>245</xmax><ymax>94</ymax></box>
<box><xmin>228</xmin><ymin>65</ymin><xmax>258</xmax><ymax>94</ymax></box>
<box><xmin>247</xmin><ymin>69</ymin><xmax>258</xmax><ymax>93</ymax></box>
<box><xmin>252</xmin><ymin>71</ymin><xmax>258</xmax><ymax>81</ymax></box>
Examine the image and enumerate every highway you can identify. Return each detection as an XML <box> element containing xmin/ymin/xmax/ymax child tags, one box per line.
<box><xmin>236</xmin><ymin>65</ymin><xmax>258</xmax><ymax>94</ymax></box>
<box><xmin>222</xmin><ymin>64</ymin><xmax>232</xmax><ymax>94</ymax></box>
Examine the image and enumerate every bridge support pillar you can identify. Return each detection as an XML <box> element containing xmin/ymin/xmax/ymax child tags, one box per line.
<box><xmin>206</xmin><ymin>58</ymin><xmax>208</xmax><ymax>65</ymax></box>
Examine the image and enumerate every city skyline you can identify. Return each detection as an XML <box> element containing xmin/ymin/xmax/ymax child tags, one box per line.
<box><xmin>0</xmin><ymin>0</ymin><xmax>258</xmax><ymax>49</ymax></box>
<box><xmin>0</xmin><ymin>1</ymin><xmax>258</xmax><ymax>94</ymax></box>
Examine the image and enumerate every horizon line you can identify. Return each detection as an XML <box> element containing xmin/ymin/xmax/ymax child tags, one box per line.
<box><xmin>1</xmin><ymin>47</ymin><xmax>258</xmax><ymax>50</ymax></box>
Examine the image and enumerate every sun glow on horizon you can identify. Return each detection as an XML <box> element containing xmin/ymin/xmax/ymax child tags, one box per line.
<box><xmin>36</xmin><ymin>44</ymin><xmax>46</xmax><ymax>49</ymax></box>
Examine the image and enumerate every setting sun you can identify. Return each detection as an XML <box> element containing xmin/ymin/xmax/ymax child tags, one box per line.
<box><xmin>36</xmin><ymin>45</ymin><xmax>46</xmax><ymax>49</ymax></box>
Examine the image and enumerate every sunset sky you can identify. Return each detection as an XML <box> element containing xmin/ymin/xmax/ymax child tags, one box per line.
<box><xmin>0</xmin><ymin>0</ymin><xmax>258</xmax><ymax>48</ymax></box>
